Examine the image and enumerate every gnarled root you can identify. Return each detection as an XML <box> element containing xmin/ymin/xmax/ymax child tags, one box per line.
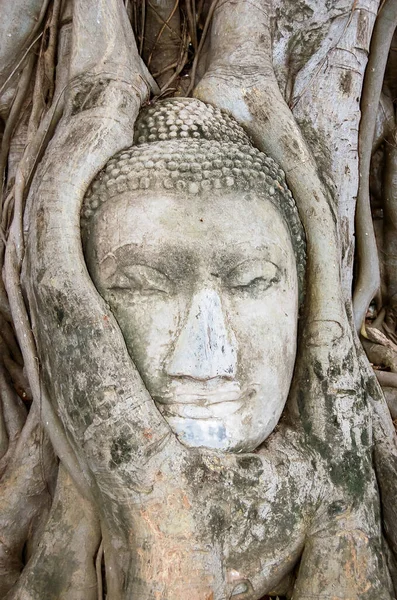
<box><xmin>353</xmin><ymin>0</ymin><xmax>397</xmax><ymax>331</ymax></box>
<box><xmin>0</xmin><ymin>404</ymin><xmax>56</xmax><ymax>597</ymax></box>
<box><xmin>6</xmin><ymin>464</ymin><xmax>101</xmax><ymax>600</ymax></box>
<box><xmin>194</xmin><ymin>0</ymin><xmax>394</xmax><ymax>596</ymax></box>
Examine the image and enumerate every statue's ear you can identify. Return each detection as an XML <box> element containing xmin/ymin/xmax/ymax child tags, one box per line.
<box><xmin>99</xmin><ymin>254</ymin><xmax>118</xmax><ymax>283</ymax></box>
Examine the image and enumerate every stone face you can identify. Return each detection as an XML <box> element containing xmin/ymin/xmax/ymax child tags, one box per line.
<box><xmin>85</xmin><ymin>187</ymin><xmax>299</xmax><ymax>452</ymax></box>
<box><xmin>81</xmin><ymin>99</ymin><xmax>306</xmax><ymax>301</ymax></box>
<box><xmin>83</xmin><ymin>99</ymin><xmax>302</xmax><ymax>454</ymax></box>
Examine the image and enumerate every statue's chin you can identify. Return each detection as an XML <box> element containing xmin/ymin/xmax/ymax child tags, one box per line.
<box><xmin>162</xmin><ymin>413</ymin><xmax>274</xmax><ymax>453</ymax></box>
<box><xmin>155</xmin><ymin>385</ymin><xmax>285</xmax><ymax>452</ymax></box>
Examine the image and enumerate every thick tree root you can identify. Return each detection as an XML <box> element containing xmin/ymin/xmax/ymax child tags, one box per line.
<box><xmin>353</xmin><ymin>0</ymin><xmax>397</xmax><ymax>331</ymax></box>
<box><xmin>6</xmin><ymin>465</ymin><xmax>101</xmax><ymax>600</ymax></box>
<box><xmin>194</xmin><ymin>1</ymin><xmax>396</xmax><ymax>595</ymax></box>
<box><xmin>1</xmin><ymin>1</ymin><xmax>397</xmax><ymax>598</ymax></box>
<box><xmin>0</xmin><ymin>405</ymin><xmax>56</xmax><ymax>598</ymax></box>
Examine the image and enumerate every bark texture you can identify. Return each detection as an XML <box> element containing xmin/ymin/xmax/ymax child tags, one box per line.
<box><xmin>1</xmin><ymin>1</ymin><xmax>397</xmax><ymax>599</ymax></box>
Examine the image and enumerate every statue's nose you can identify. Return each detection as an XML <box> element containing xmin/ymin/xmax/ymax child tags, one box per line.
<box><xmin>166</xmin><ymin>288</ymin><xmax>237</xmax><ymax>380</ymax></box>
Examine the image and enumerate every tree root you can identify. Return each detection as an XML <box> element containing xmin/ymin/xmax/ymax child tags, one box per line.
<box><xmin>353</xmin><ymin>0</ymin><xmax>397</xmax><ymax>331</ymax></box>
<box><xmin>383</xmin><ymin>387</ymin><xmax>397</xmax><ymax>420</ymax></box>
<box><xmin>1</xmin><ymin>1</ymin><xmax>396</xmax><ymax>598</ymax></box>
<box><xmin>0</xmin><ymin>0</ymin><xmax>50</xmax><ymax>94</ymax></box>
<box><xmin>0</xmin><ymin>53</ymin><xmax>35</xmax><ymax>220</ymax></box>
<box><xmin>0</xmin><ymin>0</ymin><xmax>93</xmax><ymax>497</ymax></box>
<box><xmin>383</xmin><ymin>133</ymin><xmax>397</xmax><ymax>334</ymax></box>
<box><xmin>20</xmin><ymin>2</ymin><xmax>171</xmax><ymax>595</ymax></box>
<box><xmin>0</xmin><ymin>404</ymin><xmax>56</xmax><ymax>598</ymax></box>
<box><xmin>0</xmin><ymin>367</ymin><xmax>9</xmax><ymax>459</ymax></box>
<box><xmin>95</xmin><ymin>540</ymin><xmax>104</xmax><ymax>600</ymax></box>
<box><xmin>0</xmin><ymin>0</ymin><xmax>68</xmax><ymax>471</ymax></box>
<box><xmin>376</xmin><ymin>371</ymin><xmax>397</xmax><ymax>389</ymax></box>
<box><xmin>42</xmin><ymin>0</ymin><xmax>62</xmax><ymax>107</ymax></box>
<box><xmin>6</xmin><ymin>465</ymin><xmax>101</xmax><ymax>600</ymax></box>
<box><xmin>0</xmin><ymin>365</ymin><xmax>27</xmax><ymax>466</ymax></box>
<box><xmin>5</xmin><ymin>227</ymin><xmax>93</xmax><ymax>499</ymax></box>
<box><xmin>353</xmin><ymin>333</ymin><xmax>397</xmax><ymax>576</ymax></box>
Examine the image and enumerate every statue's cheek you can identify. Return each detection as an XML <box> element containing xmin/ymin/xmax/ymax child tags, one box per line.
<box><xmin>103</xmin><ymin>291</ymin><xmax>185</xmax><ymax>392</ymax></box>
<box><xmin>224</xmin><ymin>284</ymin><xmax>298</xmax><ymax>378</ymax></box>
<box><xmin>220</xmin><ymin>286</ymin><xmax>298</xmax><ymax>441</ymax></box>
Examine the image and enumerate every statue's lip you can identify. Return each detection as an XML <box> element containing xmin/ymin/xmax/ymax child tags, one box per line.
<box><xmin>154</xmin><ymin>383</ymin><xmax>257</xmax><ymax>419</ymax></box>
<box><xmin>156</xmin><ymin>380</ymin><xmax>242</xmax><ymax>406</ymax></box>
<box><xmin>158</xmin><ymin>398</ymin><xmax>244</xmax><ymax>420</ymax></box>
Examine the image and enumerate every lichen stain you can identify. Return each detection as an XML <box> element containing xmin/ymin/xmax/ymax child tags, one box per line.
<box><xmin>338</xmin><ymin>530</ymin><xmax>372</xmax><ymax>595</ymax></box>
<box><xmin>356</xmin><ymin>9</ymin><xmax>370</xmax><ymax>51</ymax></box>
<box><xmin>243</xmin><ymin>88</ymin><xmax>270</xmax><ymax>125</ymax></box>
<box><xmin>340</xmin><ymin>71</ymin><xmax>353</xmax><ymax>96</ymax></box>
<box><xmin>137</xmin><ymin>492</ymin><xmax>215</xmax><ymax>598</ymax></box>
<box><xmin>110</xmin><ymin>434</ymin><xmax>133</xmax><ymax>468</ymax></box>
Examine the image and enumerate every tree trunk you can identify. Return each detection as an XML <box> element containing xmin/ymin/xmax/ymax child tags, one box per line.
<box><xmin>1</xmin><ymin>1</ymin><xmax>397</xmax><ymax>598</ymax></box>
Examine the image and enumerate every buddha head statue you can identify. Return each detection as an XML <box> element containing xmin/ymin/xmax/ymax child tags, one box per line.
<box><xmin>81</xmin><ymin>98</ymin><xmax>305</xmax><ymax>454</ymax></box>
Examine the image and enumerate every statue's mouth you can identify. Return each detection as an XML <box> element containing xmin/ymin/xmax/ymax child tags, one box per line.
<box><xmin>154</xmin><ymin>381</ymin><xmax>256</xmax><ymax>420</ymax></box>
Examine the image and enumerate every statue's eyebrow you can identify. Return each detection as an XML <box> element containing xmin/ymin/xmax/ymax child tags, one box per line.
<box><xmin>100</xmin><ymin>241</ymin><xmax>289</xmax><ymax>280</ymax></box>
<box><xmin>107</xmin><ymin>243</ymin><xmax>198</xmax><ymax>281</ymax></box>
<box><xmin>213</xmin><ymin>243</ymin><xmax>286</xmax><ymax>275</ymax></box>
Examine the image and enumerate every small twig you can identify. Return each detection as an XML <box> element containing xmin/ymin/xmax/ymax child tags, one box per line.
<box><xmin>43</xmin><ymin>0</ymin><xmax>62</xmax><ymax>105</ymax></box>
<box><xmin>186</xmin><ymin>0</ymin><xmax>218</xmax><ymax>96</ymax></box>
<box><xmin>147</xmin><ymin>0</ymin><xmax>180</xmax><ymax>67</ymax></box>
<box><xmin>152</xmin><ymin>61</ymin><xmax>178</xmax><ymax>78</ymax></box>
<box><xmin>146</xmin><ymin>0</ymin><xmax>182</xmax><ymax>40</ymax></box>
<box><xmin>25</xmin><ymin>85</ymin><xmax>66</xmax><ymax>191</ymax></box>
<box><xmin>1</xmin><ymin>188</ymin><xmax>14</xmax><ymax>234</ymax></box>
<box><xmin>159</xmin><ymin>19</ymin><xmax>189</xmax><ymax>94</ymax></box>
<box><xmin>0</xmin><ymin>32</ymin><xmax>43</xmax><ymax>97</ymax></box>
<box><xmin>27</xmin><ymin>31</ymin><xmax>49</xmax><ymax>142</ymax></box>
<box><xmin>159</xmin><ymin>50</ymin><xmax>188</xmax><ymax>94</ymax></box>
<box><xmin>139</xmin><ymin>0</ymin><xmax>146</xmax><ymax>55</ymax></box>
<box><xmin>96</xmin><ymin>540</ymin><xmax>104</xmax><ymax>600</ymax></box>
<box><xmin>186</xmin><ymin>0</ymin><xmax>197</xmax><ymax>51</ymax></box>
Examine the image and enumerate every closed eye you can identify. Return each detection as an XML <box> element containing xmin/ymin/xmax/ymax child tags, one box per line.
<box><xmin>225</xmin><ymin>259</ymin><xmax>280</xmax><ymax>293</ymax></box>
<box><xmin>106</xmin><ymin>264</ymin><xmax>174</xmax><ymax>295</ymax></box>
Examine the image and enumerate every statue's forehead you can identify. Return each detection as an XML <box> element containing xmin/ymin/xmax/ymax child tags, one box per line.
<box><xmin>88</xmin><ymin>189</ymin><xmax>293</xmax><ymax>262</ymax></box>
